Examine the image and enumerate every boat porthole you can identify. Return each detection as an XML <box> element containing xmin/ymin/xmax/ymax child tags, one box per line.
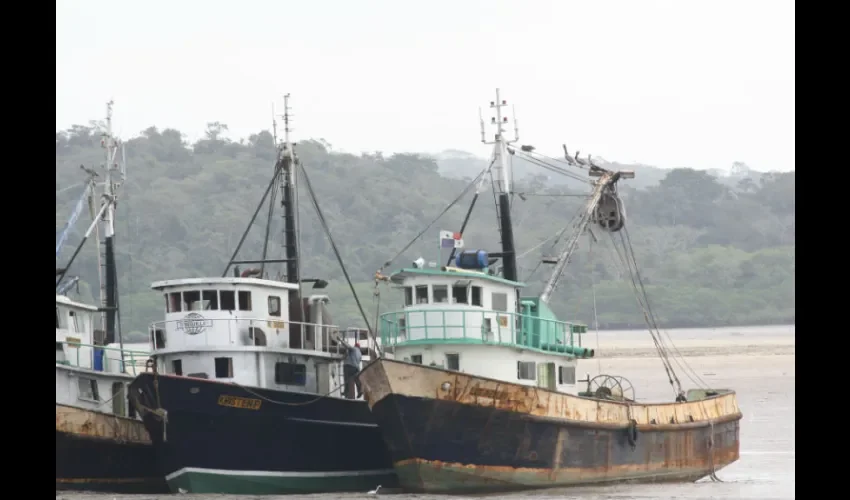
<box><xmin>189</xmin><ymin>387</ymin><xmax>200</xmax><ymax>394</ymax></box>
<box><xmin>441</xmin><ymin>382</ymin><xmax>451</xmax><ymax>392</ymax></box>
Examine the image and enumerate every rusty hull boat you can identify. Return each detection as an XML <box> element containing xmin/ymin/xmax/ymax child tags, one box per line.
<box><xmin>359</xmin><ymin>360</ymin><xmax>740</xmax><ymax>492</ymax></box>
<box><xmin>356</xmin><ymin>89</ymin><xmax>742</xmax><ymax>493</ymax></box>
<box><xmin>56</xmin><ymin>103</ymin><xmax>167</xmax><ymax>493</ymax></box>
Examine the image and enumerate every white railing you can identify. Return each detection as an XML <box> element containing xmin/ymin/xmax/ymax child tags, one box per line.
<box><xmin>148</xmin><ymin>317</ymin><xmax>355</xmax><ymax>355</ymax></box>
<box><xmin>55</xmin><ymin>340</ymin><xmax>151</xmax><ymax>376</ymax></box>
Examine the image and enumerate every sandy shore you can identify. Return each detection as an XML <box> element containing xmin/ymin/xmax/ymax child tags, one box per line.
<box><xmin>580</xmin><ymin>324</ymin><xmax>795</xmax><ymax>358</ymax></box>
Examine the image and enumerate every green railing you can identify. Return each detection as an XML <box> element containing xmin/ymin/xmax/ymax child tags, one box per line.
<box><xmin>378</xmin><ymin>308</ymin><xmax>593</xmax><ymax>358</ymax></box>
<box><xmin>55</xmin><ymin>340</ymin><xmax>151</xmax><ymax>376</ymax></box>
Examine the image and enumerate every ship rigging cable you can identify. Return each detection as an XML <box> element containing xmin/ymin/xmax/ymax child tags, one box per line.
<box><xmin>589</xmin><ymin>238</ymin><xmax>603</xmax><ymax>375</ymax></box>
<box><xmin>512</xmin><ymin>149</ymin><xmax>594</xmax><ymax>185</ymax></box>
<box><xmin>607</xmin><ymin>226</ymin><xmax>712</xmax><ymax>395</ymax></box>
<box><xmin>298</xmin><ymin>162</ymin><xmax>383</xmax><ymax>357</ymax></box>
<box><xmin>509</xmin><ymin>148</ymin><xmax>712</xmax><ymax>396</ymax></box>
<box><xmin>259</xmin><ymin>163</ymin><xmax>279</xmax><ymax>277</ymax></box>
<box><xmin>520</xmin><ymin>207</ymin><xmax>587</xmax><ymax>283</ymax></box>
<box><xmin>489</xmin><ymin>169</ymin><xmax>503</xmax><ymax>237</ymax></box>
<box><xmin>606</xmin><ymin>229</ymin><xmax>682</xmax><ymax>396</ymax></box>
<box><xmin>372</xmin><ymin>159</ymin><xmax>497</xmax><ymax>339</ymax></box>
<box><xmin>615</xmin><ymin>227</ymin><xmax>710</xmax><ymax>390</ymax></box>
<box><xmin>379</xmin><ymin>158</ymin><xmax>495</xmax><ymax>271</ymax></box>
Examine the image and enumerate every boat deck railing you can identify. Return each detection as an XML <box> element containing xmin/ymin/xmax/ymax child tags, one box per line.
<box><xmin>378</xmin><ymin>308</ymin><xmax>591</xmax><ymax>357</ymax></box>
<box><xmin>149</xmin><ymin>317</ymin><xmax>353</xmax><ymax>356</ymax></box>
<box><xmin>55</xmin><ymin>340</ymin><xmax>150</xmax><ymax>376</ymax></box>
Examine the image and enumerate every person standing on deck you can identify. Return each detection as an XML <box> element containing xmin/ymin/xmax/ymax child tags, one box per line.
<box><xmin>343</xmin><ymin>342</ymin><xmax>363</xmax><ymax>399</ymax></box>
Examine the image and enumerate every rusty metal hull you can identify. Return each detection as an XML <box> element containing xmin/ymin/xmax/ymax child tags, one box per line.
<box><xmin>358</xmin><ymin>359</ymin><xmax>742</xmax><ymax>494</ymax></box>
<box><xmin>55</xmin><ymin>404</ymin><xmax>168</xmax><ymax>493</ymax></box>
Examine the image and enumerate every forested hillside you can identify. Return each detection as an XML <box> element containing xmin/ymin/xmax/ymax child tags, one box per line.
<box><xmin>56</xmin><ymin>122</ymin><xmax>795</xmax><ymax>341</ymax></box>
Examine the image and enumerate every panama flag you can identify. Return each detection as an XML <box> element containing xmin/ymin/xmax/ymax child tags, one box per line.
<box><xmin>440</xmin><ymin>230</ymin><xmax>464</xmax><ymax>249</ymax></box>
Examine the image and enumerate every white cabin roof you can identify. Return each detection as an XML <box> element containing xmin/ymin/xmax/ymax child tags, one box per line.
<box><xmin>390</xmin><ymin>266</ymin><xmax>526</xmax><ymax>288</ymax></box>
<box><xmin>55</xmin><ymin>294</ymin><xmax>99</xmax><ymax>312</ymax></box>
<box><xmin>151</xmin><ymin>277</ymin><xmax>299</xmax><ymax>292</ymax></box>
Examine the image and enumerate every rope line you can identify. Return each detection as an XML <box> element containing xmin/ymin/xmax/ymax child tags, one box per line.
<box><xmin>590</xmin><ymin>237</ymin><xmax>602</xmax><ymax>375</ymax></box>
<box><xmin>299</xmin><ymin>162</ymin><xmax>382</xmax><ymax>357</ymax></box>
<box><xmin>380</xmin><ymin>159</ymin><xmax>495</xmax><ymax>271</ymax></box>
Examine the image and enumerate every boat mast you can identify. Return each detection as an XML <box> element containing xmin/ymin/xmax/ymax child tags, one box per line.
<box><xmin>481</xmin><ymin>89</ymin><xmax>520</xmax><ymax>282</ymax></box>
<box><xmin>89</xmin><ymin>165</ymin><xmax>105</xmax><ymax>334</ymax></box>
<box><xmin>100</xmin><ymin>100</ymin><xmax>127</xmax><ymax>361</ymax></box>
<box><xmin>222</xmin><ymin>94</ymin><xmax>303</xmax><ymax>296</ymax></box>
<box><xmin>56</xmin><ymin>101</ymin><xmax>127</xmax><ymax>365</ymax></box>
<box><xmin>280</xmin><ymin>94</ymin><xmax>300</xmax><ymax>288</ymax></box>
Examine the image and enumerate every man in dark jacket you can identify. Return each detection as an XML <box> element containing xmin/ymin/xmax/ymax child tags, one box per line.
<box><xmin>344</xmin><ymin>342</ymin><xmax>363</xmax><ymax>399</ymax></box>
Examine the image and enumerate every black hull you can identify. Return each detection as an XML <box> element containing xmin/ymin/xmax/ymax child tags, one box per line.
<box><xmin>130</xmin><ymin>372</ymin><xmax>397</xmax><ymax>494</ymax></box>
<box><xmin>55</xmin><ymin>420</ymin><xmax>167</xmax><ymax>493</ymax></box>
<box><xmin>370</xmin><ymin>392</ymin><xmax>741</xmax><ymax>493</ymax></box>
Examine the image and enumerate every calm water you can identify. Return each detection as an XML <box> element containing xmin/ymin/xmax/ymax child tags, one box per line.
<box><xmin>59</xmin><ymin>325</ymin><xmax>795</xmax><ymax>500</ymax></box>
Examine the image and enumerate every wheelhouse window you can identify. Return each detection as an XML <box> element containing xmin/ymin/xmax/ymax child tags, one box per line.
<box><xmin>452</xmin><ymin>284</ymin><xmax>468</xmax><ymax>304</ymax></box>
<box><xmin>152</xmin><ymin>329</ymin><xmax>166</xmax><ymax>349</ymax></box>
<box><xmin>517</xmin><ymin>361</ymin><xmax>536</xmax><ymax>380</ymax></box>
<box><xmin>275</xmin><ymin>362</ymin><xmax>306</xmax><ymax>385</ymax></box>
<box><xmin>433</xmin><ymin>285</ymin><xmax>449</xmax><ymax>303</ymax></box>
<box><xmin>404</xmin><ymin>287</ymin><xmax>413</xmax><ymax>306</ymax></box>
<box><xmin>238</xmin><ymin>291</ymin><xmax>252</xmax><ymax>311</ymax></box>
<box><xmin>492</xmin><ymin>292</ymin><xmax>508</xmax><ymax>312</ymax></box>
<box><xmin>68</xmin><ymin>311</ymin><xmax>80</xmax><ymax>332</ymax></box>
<box><xmin>202</xmin><ymin>290</ymin><xmax>219</xmax><ymax>310</ymax></box>
<box><xmin>172</xmin><ymin>359</ymin><xmax>183</xmax><ymax>376</ymax></box>
<box><xmin>471</xmin><ymin>286</ymin><xmax>482</xmax><ymax>306</ymax></box>
<box><xmin>168</xmin><ymin>293</ymin><xmax>182</xmax><ymax>312</ymax></box>
<box><xmin>411</xmin><ymin>354</ymin><xmax>423</xmax><ymax>364</ymax></box>
<box><xmin>77</xmin><ymin>377</ymin><xmax>100</xmax><ymax>401</ymax></box>
<box><xmin>220</xmin><ymin>290</ymin><xmax>236</xmax><ymax>310</ymax></box>
<box><xmin>415</xmin><ymin>285</ymin><xmax>429</xmax><ymax>304</ymax></box>
<box><xmin>214</xmin><ymin>357</ymin><xmax>233</xmax><ymax>378</ymax></box>
<box><xmin>268</xmin><ymin>296</ymin><xmax>282</xmax><ymax>317</ymax></box>
<box><xmin>446</xmin><ymin>353</ymin><xmax>460</xmax><ymax>371</ymax></box>
<box><xmin>184</xmin><ymin>290</ymin><xmax>202</xmax><ymax>311</ymax></box>
<box><xmin>559</xmin><ymin>365</ymin><xmax>576</xmax><ymax>385</ymax></box>
<box><xmin>56</xmin><ymin>307</ymin><xmax>69</xmax><ymax>329</ymax></box>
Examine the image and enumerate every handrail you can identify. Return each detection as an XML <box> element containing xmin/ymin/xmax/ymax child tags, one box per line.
<box><xmin>150</xmin><ymin>316</ymin><xmax>342</xmax><ymax>330</ymax></box>
<box><xmin>378</xmin><ymin>308</ymin><xmax>590</xmax><ymax>357</ymax></box>
<box><xmin>148</xmin><ymin>316</ymin><xmax>355</xmax><ymax>356</ymax></box>
<box><xmin>55</xmin><ymin>340</ymin><xmax>150</xmax><ymax>376</ymax></box>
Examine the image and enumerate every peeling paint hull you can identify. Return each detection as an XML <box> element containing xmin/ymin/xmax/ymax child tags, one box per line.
<box><xmin>55</xmin><ymin>404</ymin><xmax>168</xmax><ymax>493</ymax></box>
<box><xmin>358</xmin><ymin>359</ymin><xmax>742</xmax><ymax>494</ymax></box>
<box><xmin>130</xmin><ymin>372</ymin><xmax>397</xmax><ymax>494</ymax></box>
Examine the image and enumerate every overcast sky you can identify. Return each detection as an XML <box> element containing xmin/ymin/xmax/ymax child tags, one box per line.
<box><xmin>56</xmin><ymin>0</ymin><xmax>794</xmax><ymax>172</ymax></box>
